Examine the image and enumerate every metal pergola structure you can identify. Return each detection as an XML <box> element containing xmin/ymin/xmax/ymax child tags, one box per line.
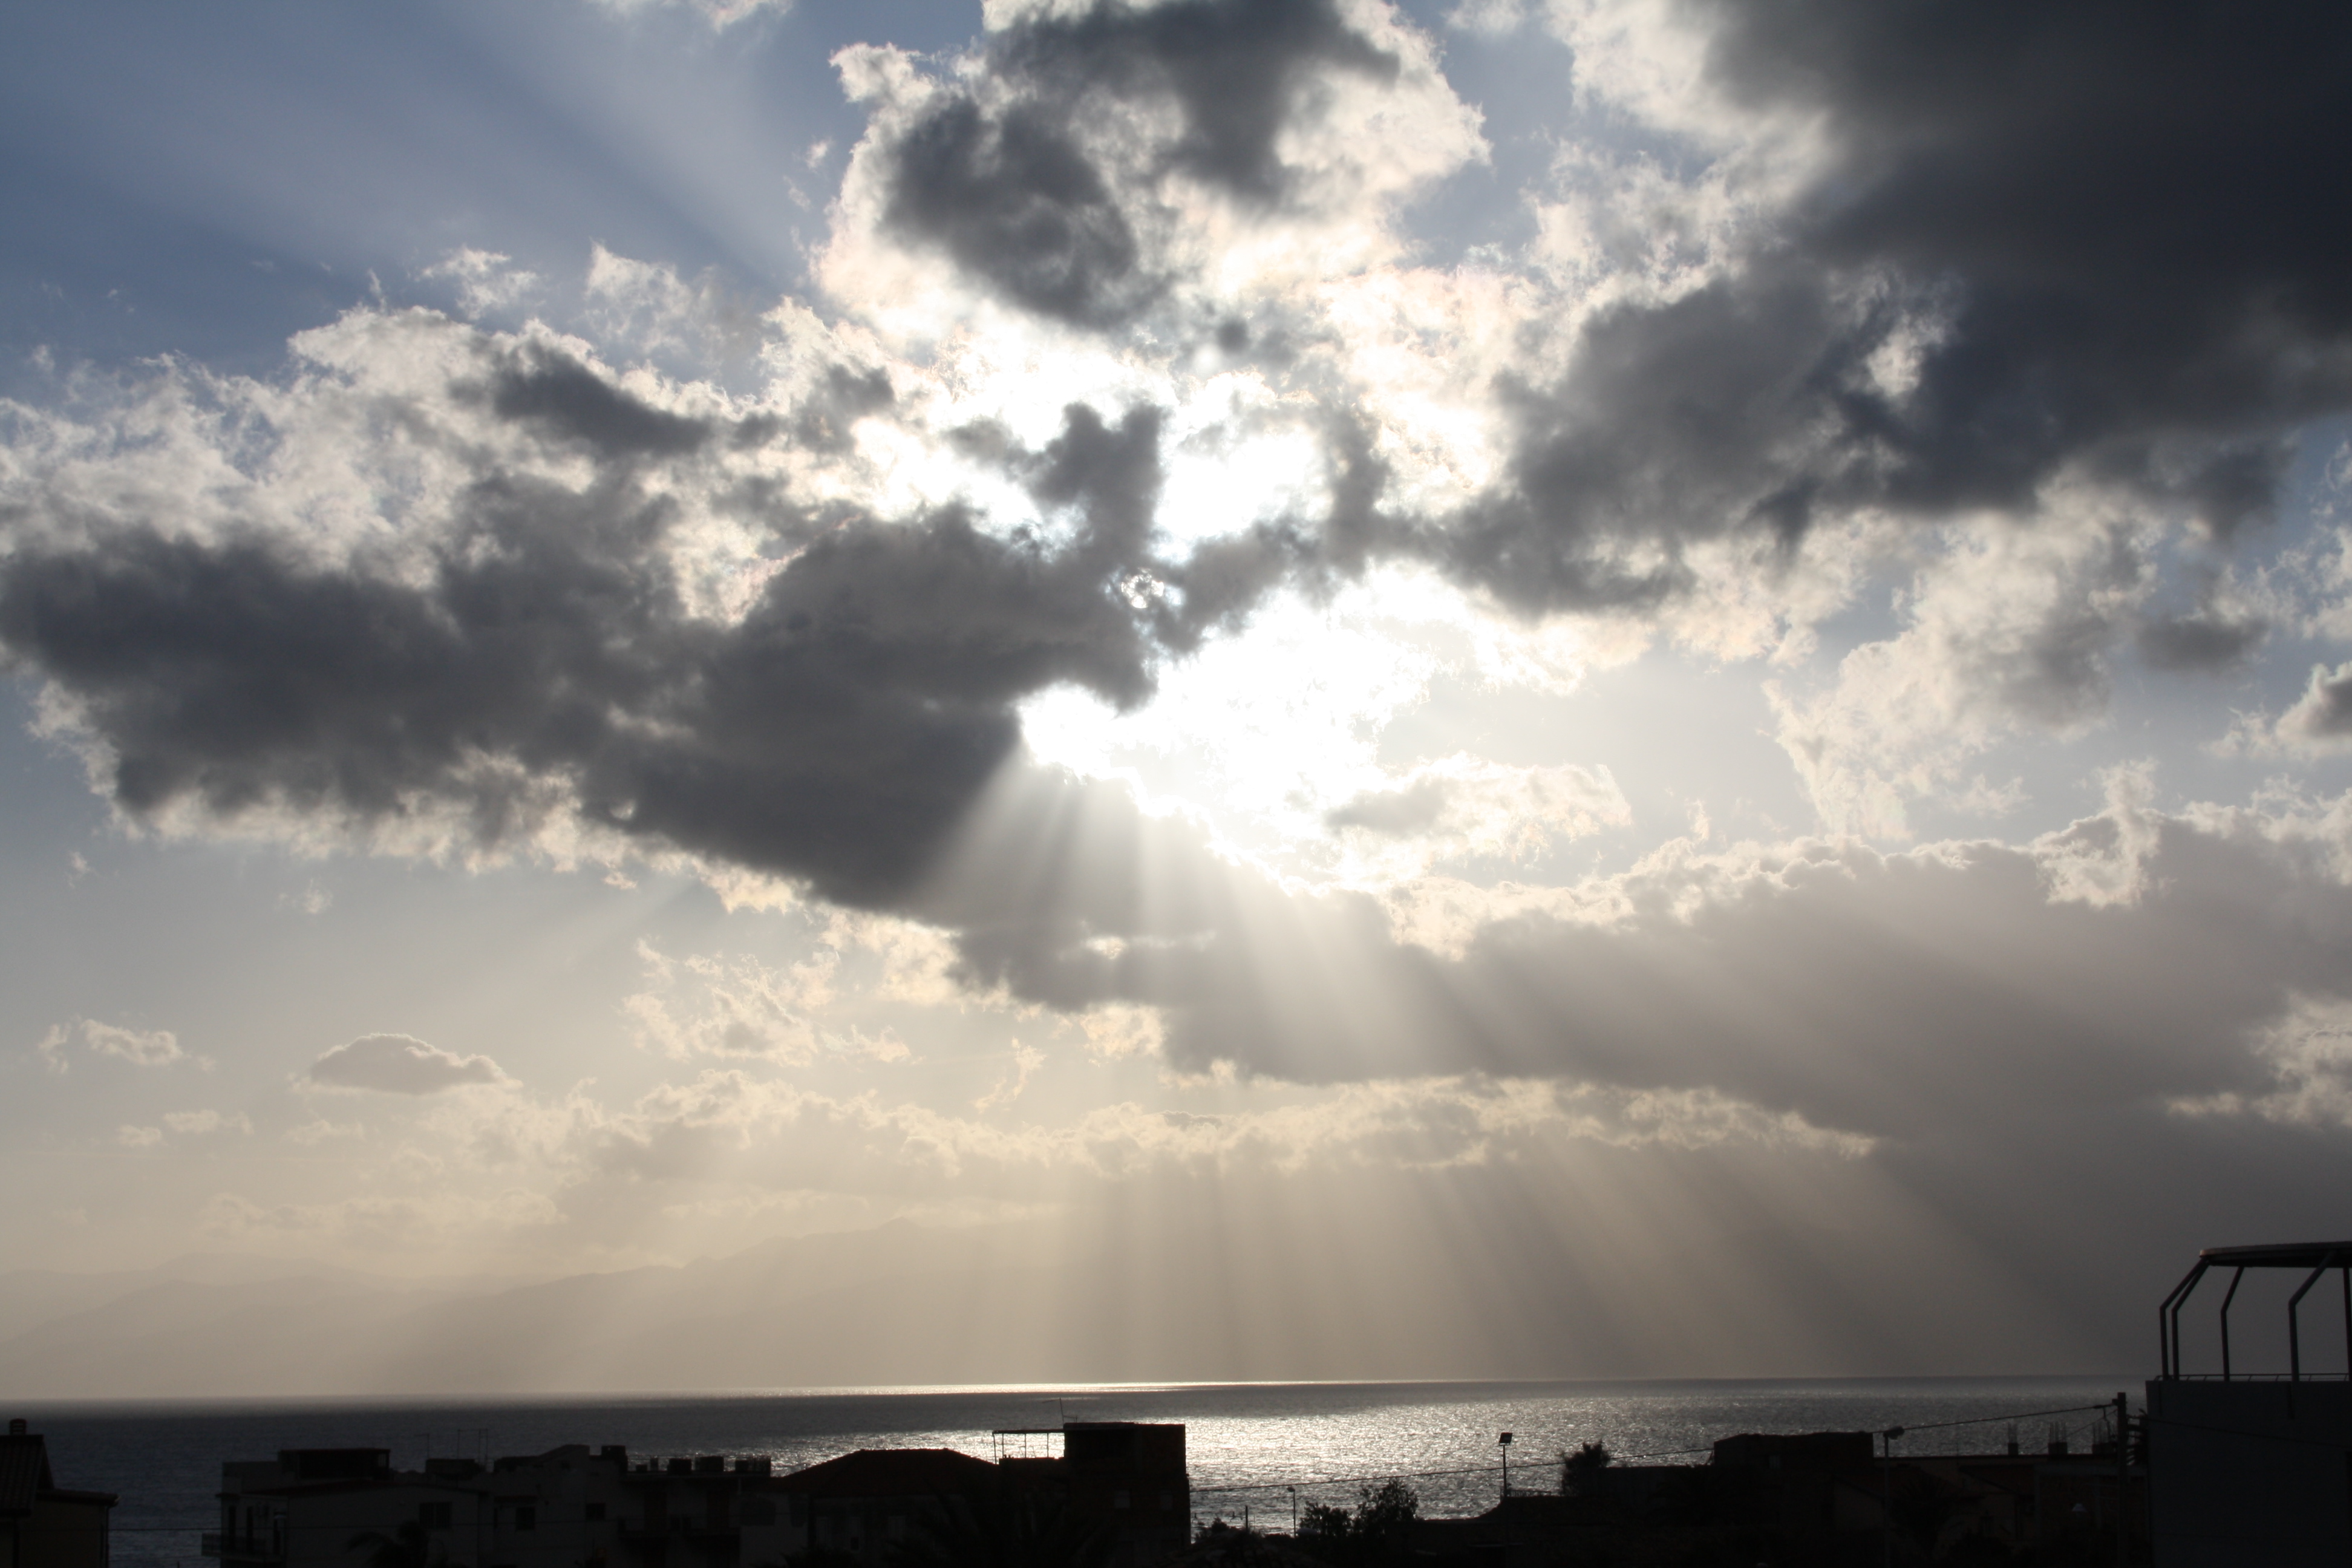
<box><xmin>2158</xmin><ymin>1241</ymin><xmax>2352</xmax><ymax>1381</ymax></box>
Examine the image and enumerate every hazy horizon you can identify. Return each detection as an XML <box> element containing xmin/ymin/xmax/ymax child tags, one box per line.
<box><xmin>4</xmin><ymin>0</ymin><xmax>2351</xmax><ymax>1397</ymax></box>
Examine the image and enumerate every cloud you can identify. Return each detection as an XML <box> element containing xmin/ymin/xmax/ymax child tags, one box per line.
<box><xmin>624</xmin><ymin>942</ymin><xmax>834</xmax><ymax>1063</ymax></box>
<box><xmin>1326</xmin><ymin>755</ymin><xmax>1631</xmax><ymax>871</ymax></box>
<box><xmin>488</xmin><ymin>343</ymin><xmax>711</xmax><ymax>457</ymax></box>
<box><xmin>973</xmin><ymin>1040</ymin><xmax>1045</xmax><ymax>1111</ymax></box>
<box><xmin>1767</xmin><ymin>509</ymin><xmax>2145</xmax><ymax>837</ymax></box>
<box><xmin>826</xmin><ymin>0</ymin><xmax>1482</xmax><ymax>326</ymax></box>
<box><xmin>581</xmin><ymin>0</ymin><xmax>789</xmax><ymax>28</ymax></box>
<box><xmin>84</xmin><ymin>1020</ymin><xmax>188</xmax><ymax>1066</ymax></box>
<box><xmin>1420</xmin><ymin>0</ymin><xmax>2352</xmax><ymax>612</ymax></box>
<box><xmin>309</xmin><ymin>1034</ymin><xmax>512</xmax><ymax>1095</ymax></box>
<box><xmin>0</xmin><ymin>316</ymin><xmax>1206</xmax><ymax>909</ymax></box>
<box><xmin>163</xmin><ymin>1109</ymin><xmax>253</xmax><ymax>1135</ymax></box>
<box><xmin>573</xmin><ymin>1062</ymin><xmax>1860</xmax><ymax>1199</ymax></box>
<box><xmin>2278</xmin><ymin>660</ymin><xmax>2352</xmax><ymax>747</ymax></box>
<box><xmin>1446</xmin><ymin>0</ymin><xmax>1526</xmax><ymax>34</ymax></box>
<box><xmin>583</xmin><ymin>245</ymin><xmax>765</xmax><ymax>364</ymax></box>
<box><xmin>916</xmin><ymin>763</ymin><xmax>2352</xmax><ymax>1146</ymax></box>
<box><xmin>419</xmin><ymin>249</ymin><xmax>541</xmax><ymax>318</ymax></box>
<box><xmin>40</xmin><ymin>1018</ymin><xmax>191</xmax><ymax>1071</ymax></box>
<box><xmin>2170</xmin><ymin>994</ymin><xmax>2352</xmax><ymax>1130</ymax></box>
<box><xmin>2135</xmin><ymin>612</ymin><xmax>2265</xmax><ymax>674</ymax></box>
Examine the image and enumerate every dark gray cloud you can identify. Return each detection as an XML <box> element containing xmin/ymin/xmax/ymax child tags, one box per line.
<box><xmin>2136</xmin><ymin>612</ymin><xmax>2265</xmax><ymax>674</ymax></box>
<box><xmin>1433</xmin><ymin>1</ymin><xmax>2352</xmax><ymax>610</ymax></box>
<box><xmin>926</xmin><ymin>766</ymin><xmax>2352</xmax><ymax>1141</ymax></box>
<box><xmin>887</xmin><ymin>97</ymin><xmax>1150</xmax><ymax>327</ymax></box>
<box><xmin>489</xmin><ymin>346</ymin><xmax>711</xmax><ymax>459</ymax></box>
<box><xmin>2131</xmin><ymin>563</ymin><xmax>2267</xmax><ymax>674</ymax></box>
<box><xmin>783</xmin><ymin>364</ymin><xmax>895</xmax><ymax>454</ymax></box>
<box><xmin>309</xmin><ymin>1033</ymin><xmax>506</xmax><ymax>1093</ymax></box>
<box><xmin>876</xmin><ymin>0</ymin><xmax>1399</xmax><ymax>325</ymax></box>
<box><xmin>0</xmin><ymin>380</ymin><xmax>1191</xmax><ymax>909</ymax></box>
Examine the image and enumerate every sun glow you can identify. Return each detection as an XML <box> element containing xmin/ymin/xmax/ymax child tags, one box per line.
<box><xmin>1019</xmin><ymin>565</ymin><xmax>1616</xmax><ymax>880</ymax></box>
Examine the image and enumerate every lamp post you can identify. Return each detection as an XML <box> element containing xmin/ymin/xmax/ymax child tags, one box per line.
<box><xmin>1880</xmin><ymin>1426</ymin><xmax>1904</xmax><ymax>1568</ymax></box>
<box><xmin>1498</xmin><ymin>1432</ymin><xmax>1513</xmax><ymax>1501</ymax></box>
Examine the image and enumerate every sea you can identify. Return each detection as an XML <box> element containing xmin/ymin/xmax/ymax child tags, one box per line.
<box><xmin>13</xmin><ymin>1377</ymin><xmax>2139</xmax><ymax>1564</ymax></box>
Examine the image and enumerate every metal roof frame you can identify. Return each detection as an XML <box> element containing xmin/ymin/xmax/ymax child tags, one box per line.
<box><xmin>2158</xmin><ymin>1241</ymin><xmax>2352</xmax><ymax>1383</ymax></box>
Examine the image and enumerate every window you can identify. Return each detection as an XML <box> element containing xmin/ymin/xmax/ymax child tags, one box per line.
<box><xmin>514</xmin><ymin>1507</ymin><xmax>536</xmax><ymax>1533</ymax></box>
<box><xmin>1113</xmin><ymin>1491</ymin><xmax>1131</xmax><ymax>1511</ymax></box>
<box><xmin>584</xmin><ymin>1504</ymin><xmax>606</xmax><ymax>1522</ymax></box>
<box><xmin>419</xmin><ymin>1504</ymin><xmax>453</xmax><ymax>1531</ymax></box>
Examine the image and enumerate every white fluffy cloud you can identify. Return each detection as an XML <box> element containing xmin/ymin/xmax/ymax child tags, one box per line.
<box><xmin>39</xmin><ymin>1019</ymin><xmax>193</xmax><ymax>1071</ymax></box>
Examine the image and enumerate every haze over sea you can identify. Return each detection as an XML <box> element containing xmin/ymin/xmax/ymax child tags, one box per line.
<box><xmin>18</xmin><ymin>1377</ymin><xmax>2135</xmax><ymax>1560</ymax></box>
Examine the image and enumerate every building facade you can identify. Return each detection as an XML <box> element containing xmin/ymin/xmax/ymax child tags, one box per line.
<box><xmin>0</xmin><ymin>1419</ymin><xmax>116</xmax><ymax>1568</ymax></box>
<box><xmin>206</xmin><ymin>1446</ymin><xmax>776</xmax><ymax>1568</ymax></box>
<box><xmin>204</xmin><ymin>1422</ymin><xmax>1194</xmax><ymax>1568</ymax></box>
<box><xmin>2150</xmin><ymin>1239</ymin><xmax>2352</xmax><ymax>1567</ymax></box>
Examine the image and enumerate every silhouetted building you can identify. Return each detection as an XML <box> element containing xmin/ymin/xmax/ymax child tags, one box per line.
<box><xmin>210</xmin><ymin>1448</ymin><xmax>492</xmax><ymax>1568</ymax></box>
<box><xmin>204</xmin><ymin>1425</ymin><xmax>1191</xmax><ymax>1568</ymax></box>
<box><xmin>1061</xmin><ymin>1422</ymin><xmax>1190</xmax><ymax>1566</ymax></box>
<box><xmin>2152</xmin><ymin>1240</ymin><xmax>2352</xmax><ymax>1566</ymax></box>
<box><xmin>1710</xmin><ymin>1429</ymin><xmax>1867</xmax><ymax>1541</ymax></box>
<box><xmin>611</xmin><ymin>1452</ymin><xmax>774</xmax><ymax>1568</ymax></box>
<box><xmin>769</xmin><ymin>1422</ymin><xmax>1189</xmax><ymax>1567</ymax></box>
<box><xmin>770</xmin><ymin>1447</ymin><xmax>999</xmax><ymax>1563</ymax></box>
<box><xmin>205</xmin><ymin>1444</ymin><xmax>779</xmax><ymax>1568</ymax></box>
<box><xmin>1</xmin><ymin>1418</ymin><xmax>117</xmax><ymax>1568</ymax></box>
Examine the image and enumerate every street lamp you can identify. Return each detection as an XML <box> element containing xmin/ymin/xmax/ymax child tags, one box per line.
<box><xmin>1498</xmin><ymin>1432</ymin><xmax>1513</xmax><ymax>1501</ymax></box>
<box><xmin>1880</xmin><ymin>1426</ymin><xmax>1905</xmax><ymax>1568</ymax></box>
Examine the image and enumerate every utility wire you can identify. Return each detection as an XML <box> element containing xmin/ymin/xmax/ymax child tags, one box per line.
<box><xmin>1883</xmin><ymin>1402</ymin><xmax>2111</xmax><ymax>1434</ymax></box>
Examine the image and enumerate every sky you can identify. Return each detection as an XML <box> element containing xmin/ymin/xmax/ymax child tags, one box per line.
<box><xmin>3</xmin><ymin>0</ymin><xmax>2351</xmax><ymax>1388</ymax></box>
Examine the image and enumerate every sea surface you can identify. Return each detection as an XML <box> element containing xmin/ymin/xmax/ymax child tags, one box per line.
<box><xmin>13</xmin><ymin>1377</ymin><xmax>2139</xmax><ymax>1564</ymax></box>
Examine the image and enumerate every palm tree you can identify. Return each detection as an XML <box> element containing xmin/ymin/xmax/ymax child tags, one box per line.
<box><xmin>888</xmin><ymin>1485</ymin><xmax>1114</xmax><ymax>1568</ymax></box>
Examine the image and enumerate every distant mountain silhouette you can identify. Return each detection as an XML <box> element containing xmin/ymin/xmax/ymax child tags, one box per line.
<box><xmin>0</xmin><ymin>1201</ymin><xmax>2127</xmax><ymax>1396</ymax></box>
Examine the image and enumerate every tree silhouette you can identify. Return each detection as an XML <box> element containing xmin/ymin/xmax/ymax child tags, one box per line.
<box><xmin>1295</xmin><ymin>1480</ymin><xmax>1417</xmax><ymax>1566</ymax></box>
<box><xmin>1558</xmin><ymin>1441</ymin><xmax>1611</xmax><ymax>1497</ymax></box>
